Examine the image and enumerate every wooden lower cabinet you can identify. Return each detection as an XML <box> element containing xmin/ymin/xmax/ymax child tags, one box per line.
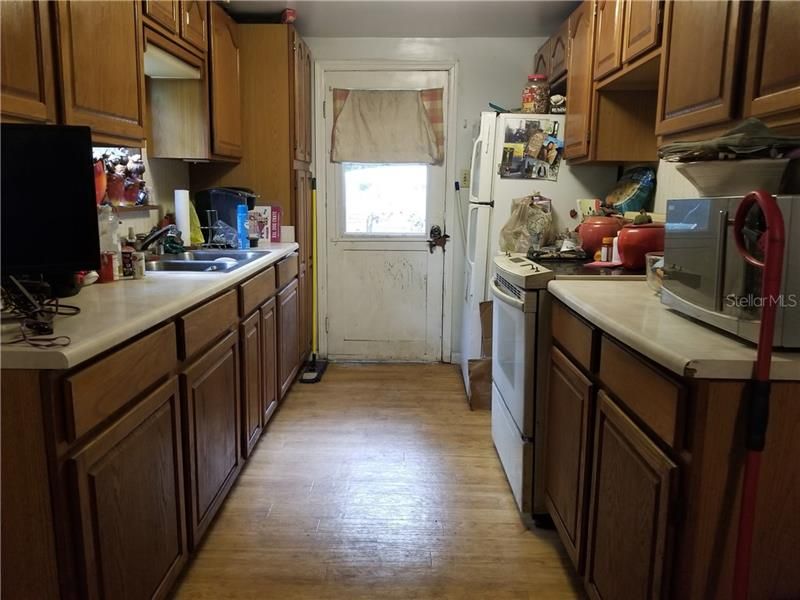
<box><xmin>584</xmin><ymin>390</ymin><xmax>677</xmax><ymax>600</ymax></box>
<box><xmin>240</xmin><ymin>311</ymin><xmax>263</xmax><ymax>458</ymax></box>
<box><xmin>544</xmin><ymin>347</ymin><xmax>594</xmax><ymax>572</ymax></box>
<box><xmin>69</xmin><ymin>377</ymin><xmax>187</xmax><ymax>600</ymax></box>
<box><xmin>181</xmin><ymin>330</ymin><xmax>242</xmax><ymax>548</ymax></box>
<box><xmin>277</xmin><ymin>278</ymin><xmax>300</xmax><ymax>399</ymax></box>
<box><xmin>261</xmin><ymin>296</ymin><xmax>279</xmax><ymax>425</ymax></box>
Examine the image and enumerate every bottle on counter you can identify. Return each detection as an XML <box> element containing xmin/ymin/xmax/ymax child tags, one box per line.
<box><xmin>522</xmin><ymin>74</ymin><xmax>550</xmax><ymax>114</ymax></box>
<box><xmin>601</xmin><ymin>236</ymin><xmax>614</xmax><ymax>262</ymax></box>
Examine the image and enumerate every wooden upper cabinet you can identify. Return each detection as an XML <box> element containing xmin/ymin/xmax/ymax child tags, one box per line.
<box><xmin>1</xmin><ymin>0</ymin><xmax>57</xmax><ymax>124</ymax></box>
<box><xmin>209</xmin><ymin>3</ymin><xmax>242</xmax><ymax>158</ymax></box>
<box><xmin>180</xmin><ymin>0</ymin><xmax>207</xmax><ymax>53</ymax></box>
<box><xmin>549</xmin><ymin>19</ymin><xmax>569</xmax><ymax>82</ymax></box>
<box><xmin>743</xmin><ymin>0</ymin><xmax>800</xmax><ymax>125</ymax></box>
<box><xmin>292</xmin><ymin>31</ymin><xmax>312</xmax><ymax>163</ymax></box>
<box><xmin>533</xmin><ymin>38</ymin><xmax>551</xmax><ymax>79</ymax></box>
<box><xmin>585</xmin><ymin>391</ymin><xmax>677</xmax><ymax>600</ymax></box>
<box><xmin>54</xmin><ymin>1</ymin><xmax>146</xmax><ymax>145</ymax></box>
<box><xmin>143</xmin><ymin>0</ymin><xmax>179</xmax><ymax>35</ymax></box>
<box><xmin>622</xmin><ymin>0</ymin><xmax>661</xmax><ymax>64</ymax></box>
<box><xmin>655</xmin><ymin>0</ymin><xmax>743</xmax><ymax>136</ymax></box>
<box><xmin>593</xmin><ymin>0</ymin><xmax>624</xmax><ymax>80</ymax></box>
<box><xmin>564</xmin><ymin>0</ymin><xmax>595</xmax><ymax>160</ymax></box>
<box><xmin>69</xmin><ymin>377</ymin><xmax>188</xmax><ymax>600</ymax></box>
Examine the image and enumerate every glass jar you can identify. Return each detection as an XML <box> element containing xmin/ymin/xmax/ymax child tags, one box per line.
<box><xmin>522</xmin><ymin>74</ymin><xmax>550</xmax><ymax>114</ymax></box>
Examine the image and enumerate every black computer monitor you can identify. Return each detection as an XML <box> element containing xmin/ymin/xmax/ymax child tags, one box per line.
<box><xmin>1</xmin><ymin>124</ymin><xmax>100</xmax><ymax>295</ymax></box>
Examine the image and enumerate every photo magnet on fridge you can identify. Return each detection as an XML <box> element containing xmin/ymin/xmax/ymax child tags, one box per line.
<box><xmin>500</xmin><ymin>118</ymin><xmax>563</xmax><ymax>181</ymax></box>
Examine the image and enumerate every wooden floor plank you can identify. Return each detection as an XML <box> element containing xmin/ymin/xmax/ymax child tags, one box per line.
<box><xmin>173</xmin><ymin>363</ymin><xmax>581</xmax><ymax>599</ymax></box>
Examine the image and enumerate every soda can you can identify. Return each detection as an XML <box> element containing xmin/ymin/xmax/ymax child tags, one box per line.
<box><xmin>132</xmin><ymin>252</ymin><xmax>146</xmax><ymax>279</ymax></box>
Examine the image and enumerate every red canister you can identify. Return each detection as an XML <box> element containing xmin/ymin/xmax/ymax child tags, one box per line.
<box><xmin>617</xmin><ymin>223</ymin><xmax>665</xmax><ymax>270</ymax></box>
<box><xmin>98</xmin><ymin>252</ymin><xmax>117</xmax><ymax>283</ymax></box>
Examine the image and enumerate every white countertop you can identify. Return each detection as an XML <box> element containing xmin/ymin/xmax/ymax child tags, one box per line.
<box><xmin>547</xmin><ymin>280</ymin><xmax>800</xmax><ymax>380</ymax></box>
<box><xmin>1</xmin><ymin>243</ymin><xmax>299</xmax><ymax>370</ymax></box>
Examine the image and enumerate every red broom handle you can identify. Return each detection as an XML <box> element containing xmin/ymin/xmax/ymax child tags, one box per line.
<box><xmin>731</xmin><ymin>190</ymin><xmax>785</xmax><ymax>600</ymax></box>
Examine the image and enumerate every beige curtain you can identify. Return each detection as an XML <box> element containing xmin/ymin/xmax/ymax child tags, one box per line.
<box><xmin>331</xmin><ymin>88</ymin><xmax>444</xmax><ymax>164</ymax></box>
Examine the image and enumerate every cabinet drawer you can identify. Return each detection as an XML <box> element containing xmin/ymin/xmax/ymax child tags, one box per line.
<box><xmin>179</xmin><ymin>289</ymin><xmax>239</xmax><ymax>360</ymax></box>
<box><xmin>64</xmin><ymin>324</ymin><xmax>177</xmax><ymax>441</ymax></box>
<box><xmin>552</xmin><ymin>301</ymin><xmax>597</xmax><ymax>372</ymax></box>
<box><xmin>599</xmin><ymin>335</ymin><xmax>685</xmax><ymax>448</ymax></box>
<box><xmin>239</xmin><ymin>266</ymin><xmax>276</xmax><ymax>317</ymax></box>
<box><xmin>276</xmin><ymin>253</ymin><xmax>299</xmax><ymax>289</ymax></box>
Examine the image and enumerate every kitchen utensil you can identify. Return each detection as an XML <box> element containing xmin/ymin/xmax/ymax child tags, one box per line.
<box><xmin>617</xmin><ymin>222</ymin><xmax>664</xmax><ymax>269</ymax></box>
<box><xmin>731</xmin><ymin>190</ymin><xmax>785</xmax><ymax>600</ymax></box>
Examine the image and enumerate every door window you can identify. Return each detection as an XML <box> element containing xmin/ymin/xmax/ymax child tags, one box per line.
<box><xmin>342</xmin><ymin>163</ymin><xmax>427</xmax><ymax>235</ymax></box>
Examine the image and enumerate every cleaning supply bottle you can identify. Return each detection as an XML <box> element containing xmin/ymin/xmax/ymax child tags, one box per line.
<box><xmin>236</xmin><ymin>204</ymin><xmax>249</xmax><ymax>249</ymax></box>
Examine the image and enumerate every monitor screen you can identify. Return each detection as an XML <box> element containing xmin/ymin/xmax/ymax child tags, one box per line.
<box><xmin>1</xmin><ymin>124</ymin><xmax>100</xmax><ymax>274</ymax></box>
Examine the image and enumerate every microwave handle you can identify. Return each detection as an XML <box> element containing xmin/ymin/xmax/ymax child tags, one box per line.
<box><xmin>714</xmin><ymin>209</ymin><xmax>728</xmax><ymax>311</ymax></box>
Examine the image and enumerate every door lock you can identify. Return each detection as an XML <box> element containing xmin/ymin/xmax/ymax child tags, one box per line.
<box><xmin>427</xmin><ymin>225</ymin><xmax>450</xmax><ymax>254</ymax></box>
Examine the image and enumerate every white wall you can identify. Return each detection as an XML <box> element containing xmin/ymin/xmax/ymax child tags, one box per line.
<box><xmin>653</xmin><ymin>159</ymin><xmax>700</xmax><ymax>213</ymax></box>
<box><xmin>306</xmin><ymin>36</ymin><xmax>544</xmax><ymax>360</ymax></box>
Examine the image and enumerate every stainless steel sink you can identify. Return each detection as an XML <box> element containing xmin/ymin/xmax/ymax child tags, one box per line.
<box><xmin>145</xmin><ymin>249</ymin><xmax>270</xmax><ymax>273</ymax></box>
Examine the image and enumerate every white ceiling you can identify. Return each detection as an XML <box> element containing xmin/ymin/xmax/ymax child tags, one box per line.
<box><xmin>227</xmin><ymin>1</ymin><xmax>578</xmax><ymax>38</ymax></box>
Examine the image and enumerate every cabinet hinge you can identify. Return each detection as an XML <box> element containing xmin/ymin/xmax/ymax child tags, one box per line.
<box><xmin>657</xmin><ymin>5</ymin><xmax>663</xmax><ymax>25</ymax></box>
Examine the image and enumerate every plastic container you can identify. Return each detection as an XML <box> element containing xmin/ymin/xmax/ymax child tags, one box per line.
<box><xmin>236</xmin><ymin>204</ymin><xmax>249</xmax><ymax>249</ymax></box>
<box><xmin>601</xmin><ymin>237</ymin><xmax>614</xmax><ymax>262</ymax></box>
<box><xmin>645</xmin><ymin>252</ymin><xmax>665</xmax><ymax>293</ymax></box>
<box><xmin>522</xmin><ymin>74</ymin><xmax>550</xmax><ymax>114</ymax></box>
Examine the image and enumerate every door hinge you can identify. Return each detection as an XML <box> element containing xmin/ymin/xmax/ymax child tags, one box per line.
<box><xmin>325</xmin><ymin>317</ymin><xmax>329</xmax><ymax>333</ymax></box>
<box><xmin>322</xmin><ymin>100</ymin><xmax>326</xmax><ymax>119</ymax></box>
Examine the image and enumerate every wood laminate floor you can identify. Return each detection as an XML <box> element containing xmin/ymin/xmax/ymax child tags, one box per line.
<box><xmin>174</xmin><ymin>363</ymin><xmax>581</xmax><ymax>599</ymax></box>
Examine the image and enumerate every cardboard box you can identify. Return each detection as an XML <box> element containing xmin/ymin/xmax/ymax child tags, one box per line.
<box><xmin>479</xmin><ymin>300</ymin><xmax>493</xmax><ymax>358</ymax></box>
<box><xmin>468</xmin><ymin>358</ymin><xmax>492</xmax><ymax>411</ymax></box>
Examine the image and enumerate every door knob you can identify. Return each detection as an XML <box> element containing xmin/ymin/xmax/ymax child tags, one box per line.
<box><xmin>427</xmin><ymin>225</ymin><xmax>450</xmax><ymax>254</ymax></box>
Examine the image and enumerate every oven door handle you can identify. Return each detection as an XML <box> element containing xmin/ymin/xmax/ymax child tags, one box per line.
<box><xmin>490</xmin><ymin>277</ymin><xmax>524</xmax><ymax>310</ymax></box>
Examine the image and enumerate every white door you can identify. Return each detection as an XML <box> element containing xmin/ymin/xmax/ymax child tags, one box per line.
<box><xmin>323</xmin><ymin>70</ymin><xmax>450</xmax><ymax>361</ymax></box>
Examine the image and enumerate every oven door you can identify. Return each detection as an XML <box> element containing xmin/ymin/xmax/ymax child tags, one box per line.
<box><xmin>490</xmin><ymin>278</ymin><xmax>536</xmax><ymax>437</ymax></box>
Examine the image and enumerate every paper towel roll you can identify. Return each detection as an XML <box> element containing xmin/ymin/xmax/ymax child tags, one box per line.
<box><xmin>174</xmin><ymin>190</ymin><xmax>191</xmax><ymax>244</ymax></box>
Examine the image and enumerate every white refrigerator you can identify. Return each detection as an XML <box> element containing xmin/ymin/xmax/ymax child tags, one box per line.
<box><xmin>460</xmin><ymin>112</ymin><xmax>617</xmax><ymax>397</ymax></box>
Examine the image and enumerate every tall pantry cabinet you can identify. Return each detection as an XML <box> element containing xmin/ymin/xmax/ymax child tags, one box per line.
<box><xmin>190</xmin><ymin>23</ymin><xmax>314</xmax><ymax>367</ymax></box>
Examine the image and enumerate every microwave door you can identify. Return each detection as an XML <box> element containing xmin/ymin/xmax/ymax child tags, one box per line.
<box><xmin>663</xmin><ymin>199</ymin><xmax>729</xmax><ymax>311</ymax></box>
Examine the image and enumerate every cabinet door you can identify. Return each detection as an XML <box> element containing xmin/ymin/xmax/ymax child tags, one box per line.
<box><xmin>293</xmin><ymin>31</ymin><xmax>311</xmax><ymax>163</ymax></box>
<box><xmin>549</xmin><ymin>19</ymin><xmax>570</xmax><ymax>82</ymax></box>
<box><xmin>277</xmin><ymin>278</ymin><xmax>300</xmax><ymax>399</ymax></box>
<box><xmin>622</xmin><ymin>0</ymin><xmax>661</xmax><ymax>64</ymax></box>
<box><xmin>70</xmin><ymin>377</ymin><xmax>187</xmax><ymax>600</ymax></box>
<box><xmin>585</xmin><ymin>391</ymin><xmax>677</xmax><ymax>600</ymax></box>
<box><xmin>1</xmin><ymin>0</ymin><xmax>57</xmax><ymax>124</ymax></box>
<box><xmin>261</xmin><ymin>297</ymin><xmax>278</xmax><ymax>426</ymax></box>
<box><xmin>742</xmin><ymin>0</ymin><xmax>800</xmax><ymax>123</ymax></box>
<box><xmin>534</xmin><ymin>39</ymin><xmax>551</xmax><ymax>78</ymax></box>
<box><xmin>181</xmin><ymin>330</ymin><xmax>242</xmax><ymax>547</ymax></box>
<box><xmin>180</xmin><ymin>0</ymin><xmax>207</xmax><ymax>52</ymax></box>
<box><xmin>544</xmin><ymin>348</ymin><xmax>594</xmax><ymax>573</ymax></box>
<box><xmin>240</xmin><ymin>311</ymin><xmax>263</xmax><ymax>458</ymax></box>
<box><xmin>209</xmin><ymin>3</ymin><xmax>242</xmax><ymax>157</ymax></box>
<box><xmin>55</xmin><ymin>1</ymin><xmax>146</xmax><ymax>144</ymax></box>
<box><xmin>655</xmin><ymin>0</ymin><xmax>743</xmax><ymax>136</ymax></box>
<box><xmin>564</xmin><ymin>0</ymin><xmax>595</xmax><ymax>160</ymax></box>
<box><xmin>593</xmin><ymin>0</ymin><xmax>624</xmax><ymax>80</ymax></box>
<box><xmin>143</xmin><ymin>0</ymin><xmax>179</xmax><ymax>35</ymax></box>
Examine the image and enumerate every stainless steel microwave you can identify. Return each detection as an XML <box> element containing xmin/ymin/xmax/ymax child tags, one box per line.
<box><xmin>661</xmin><ymin>195</ymin><xmax>800</xmax><ymax>348</ymax></box>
